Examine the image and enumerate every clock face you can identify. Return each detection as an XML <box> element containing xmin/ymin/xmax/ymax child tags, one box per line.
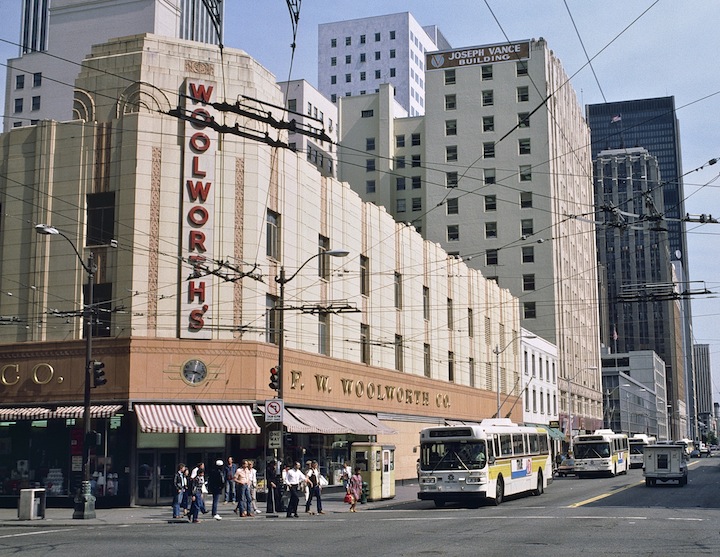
<box><xmin>182</xmin><ymin>359</ymin><xmax>208</xmax><ymax>385</ymax></box>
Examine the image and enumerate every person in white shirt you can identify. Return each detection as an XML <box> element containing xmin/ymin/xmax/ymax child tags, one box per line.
<box><xmin>304</xmin><ymin>460</ymin><xmax>324</xmax><ymax>514</ymax></box>
<box><xmin>285</xmin><ymin>461</ymin><xmax>305</xmax><ymax>518</ymax></box>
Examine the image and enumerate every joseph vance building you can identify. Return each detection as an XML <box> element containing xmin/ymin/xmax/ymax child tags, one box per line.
<box><xmin>0</xmin><ymin>35</ymin><xmax>521</xmax><ymax>506</ymax></box>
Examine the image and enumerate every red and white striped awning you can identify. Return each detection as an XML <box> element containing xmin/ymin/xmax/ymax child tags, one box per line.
<box><xmin>0</xmin><ymin>407</ymin><xmax>53</xmax><ymax>421</ymax></box>
<box><xmin>135</xmin><ymin>404</ymin><xmax>201</xmax><ymax>433</ymax></box>
<box><xmin>53</xmin><ymin>405</ymin><xmax>123</xmax><ymax>419</ymax></box>
<box><xmin>196</xmin><ymin>405</ymin><xmax>260</xmax><ymax>434</ymax></box>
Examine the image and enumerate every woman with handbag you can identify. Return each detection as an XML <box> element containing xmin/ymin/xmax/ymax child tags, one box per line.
<box><xmin>347</xmin><ymin>467</ymin><xmax>363</xmax><ymax>512</ymax></box>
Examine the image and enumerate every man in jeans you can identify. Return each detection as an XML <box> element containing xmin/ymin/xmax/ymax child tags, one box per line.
<box><xmin>172</xmin><ymin>462</ymin><xmax>187</xmax><ymax>519</ymax></box>
<box><xmin>233</xmin><ymin>459</ymin><xmax>253</xmax><ymax>517</ymax></box>
<box><xmin>224</xmin><ymin>456</ymin><xmax>237</xmax><ymax>504</ymax></box>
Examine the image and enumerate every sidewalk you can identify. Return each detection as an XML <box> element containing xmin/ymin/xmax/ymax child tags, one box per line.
<box><xmin>0</xmin><ymin>482</ymin><xmax>420</xmax><ymax>528</ymax></box>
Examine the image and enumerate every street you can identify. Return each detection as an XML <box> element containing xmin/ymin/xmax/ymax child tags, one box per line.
<box><xmin>1</xmin><ymin>459</ymin><xmax>719</xmax><ymax>556</ymax></box>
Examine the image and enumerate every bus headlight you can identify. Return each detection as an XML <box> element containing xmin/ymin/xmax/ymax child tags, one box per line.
<box><xmin>465</xmin><ymin>476</ymin><xmax>483</xmax><ymax>484</ymax></box>
<box><xmin>420</xmin><ymin>476</ymin><xmax>437</xmax><ymax>485</ymax></box>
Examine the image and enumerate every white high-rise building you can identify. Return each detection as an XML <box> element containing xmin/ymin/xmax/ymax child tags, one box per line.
<box><xmin>338</xmin><ymin>38</ymin><xmax>602</xmax><ymax>434</ymax></box>
<box><xmin>318</xmin><ymin>12</ymin><xmax>450</xmax><ymax>116</ymax></box>
<box><xmin>4</xmin><ymin>0</ymin><xmax>222</xmax><ymax>131</ymax></box>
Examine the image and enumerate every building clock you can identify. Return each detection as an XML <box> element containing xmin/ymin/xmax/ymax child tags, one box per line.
<box><xmin>182</xmin><ymin>359</ymin><xmax>208</xmax><ymax>385</ymax></box>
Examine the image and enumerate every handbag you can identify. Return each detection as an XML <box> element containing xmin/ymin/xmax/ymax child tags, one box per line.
<box><xmin>319</xmin><ymin>475</ymin><xmax>329</xmax><ymax>487</ymax></box>
<box><xmin>344</xmin><ymin>493</ymin><xmax>354</xmax><ymax>504</ymax></box>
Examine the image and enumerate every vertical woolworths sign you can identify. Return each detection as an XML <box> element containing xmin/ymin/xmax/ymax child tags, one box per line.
<box><xmin>180</xmin><ymin>79</ymin><xmax>217</xmax><ymax>339</ymax></box>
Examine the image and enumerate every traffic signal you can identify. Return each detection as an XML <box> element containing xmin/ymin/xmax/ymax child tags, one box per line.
<box><xmin>92</xmin><ymin>360</ymin><xmax>107</xmax><ymax>387</ymax></box>
<box><xmin>269</xmin><ymin>366</ymin><xmax>280</xmax><ymax>391</ymax></box>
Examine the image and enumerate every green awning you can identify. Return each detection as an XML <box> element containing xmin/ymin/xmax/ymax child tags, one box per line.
<box><xmin>525</xmin><ymin>423</ymin><xmax>566</xmax><ymax>441</ymax></box>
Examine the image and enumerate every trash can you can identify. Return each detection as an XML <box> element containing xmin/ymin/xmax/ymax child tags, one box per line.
<box><xmin>18</xmin><ymin>488</ymin><xmax>46</xmax><ymax>520</ymax></box>
<box><xmin>360</xmin><ymin>482</ymin><xmax>368</xmax><ymax>504</ymax></box>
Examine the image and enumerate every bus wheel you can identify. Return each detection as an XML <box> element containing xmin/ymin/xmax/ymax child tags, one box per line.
<box><xmin>492</xmin><ymin>476</ymin><xmax>504</xmax><ymax>506</ymax></box>
<box><xmin>434</xmin><ymin>500</ymin><xmax>446</xmax><ymax>508</ymax></box>
<box><xmin>533</xmin><ymin>470</ymin><xmax>544</xmax><ymax>496</ymax></box>
<box><xmin>645</xmin><ymin>477</ymin><xmax>652</xmax><ymax>487</ymax></box>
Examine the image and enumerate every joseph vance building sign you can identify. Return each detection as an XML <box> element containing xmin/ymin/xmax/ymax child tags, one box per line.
<box><xmin>426</xmin><ymin>40</ymin><xmax>530</xmax><ymax>70</ymax></box>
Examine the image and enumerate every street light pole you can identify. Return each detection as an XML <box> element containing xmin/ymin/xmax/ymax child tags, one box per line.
<box><xmin>35</xmin><ymin>224</ymin><xmax>96</xmax><ymax>519</ymax></box>
<box><xmin>493</xmin><ymin>334</ymin><xmax>536</xmax><ymax>418</ymax></box>
<box><xmin>275</xmin><ymin>249</ymin><xmax>349</xmax><ymax>465</ymax></box>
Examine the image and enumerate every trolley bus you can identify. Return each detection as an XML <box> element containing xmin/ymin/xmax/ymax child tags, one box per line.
<box><xmin>629</xmin><ymin>434</ymin><xmax>656</xmax><ymax>468</ymax></box>
<box><xmin>417</xmin><ymin>418</ymin><xmax>552</xmax><ymax>507</ymax></box>
<box><xmin>573</xmin><ymin>429</ymin><xmax>629</xmax><ymax>477</ymax></box>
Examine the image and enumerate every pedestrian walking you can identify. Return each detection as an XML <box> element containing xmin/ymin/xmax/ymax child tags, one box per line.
<box><xmin>248</xmin><ymin>460</ymin><xmax>261</xmax><ymax>514</ymax></box>
<box><xmin>189</xmin><ymin>468</ymin><xmax>207</xmax><ymax>523</ymax></box>
<box><xmin>348</xmin><ymin>467</ymin><xmax>363</xmax><ymax>512</ymax></box>
<box><xmin>265</xmin><ymin>458</ymin><xmax>282</xmax><ymax>513</ymax></box>
<box><xmin>172</xmin><ymin>462</ymin><xmax>187</xmax><ymax>519</ymax></box>
<box><xmin>304</xmin><ymin>460</ymin><xmax>324</xmax><ymax>514</ymax></box>
<box><xmin>207</xmin><ymin>459</ymin><xmax>225</xmax><ymax>520</ymax></box>
<box><xmin>285</xmin><ymin>461</ymin><xmax>304</xmax><ymax>518</ymax></box>
<box><xmin>233</xmin><ymin>459</ymin><xmax>254</xmax><ymax>517</ymax></box>
<box><xmin>224</xmin><ymin>456</ymin><xmax>237</xmax><ymax>503</ymax></box>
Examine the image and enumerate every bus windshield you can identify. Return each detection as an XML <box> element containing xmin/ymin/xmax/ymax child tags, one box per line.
<box><xmin>420</xmin><ymin>440</ymin><xmax>487</xmax><ymax>471</ymax></box>
<box><xmin>574</xmin><ymin>442</ymin><xmax>611</xmax><ymax>459</ymax></box>
<box><xmin>629</xmin><ymin>442</ymin><xmax>645</xmax><ymax>455</ymax></box>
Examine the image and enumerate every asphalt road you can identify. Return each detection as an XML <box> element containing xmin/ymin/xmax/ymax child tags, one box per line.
<box><xmin>1</xmin><ymin>458</ymin><xmax>719</xmax><ymax>556</ymax></box>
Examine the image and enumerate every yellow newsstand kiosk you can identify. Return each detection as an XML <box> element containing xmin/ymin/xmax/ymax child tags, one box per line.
<box><xmin>351</xmin><ymin>442</ymin><xmax>395</xmax><ymax>501</ymax></box>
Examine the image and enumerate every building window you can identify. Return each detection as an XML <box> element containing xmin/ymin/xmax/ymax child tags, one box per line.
<box><xmin>483</xmin><ymin>142</ymin><xmax>495</xmax><ymax>158</ymax></box>
<box><xmin>15</xmin><ymin>74</ymin><xmax>24</xmax><ymax>89</ymax></box>
<box><xmin>287</xmin><ymin>98</ymin><xmax>297</xmax><ymax>112</ymax></box>
<box><xmin>31</xmin><ymin>96</ymin><xmax>40</xmax><ymax>111</ymax></box>
<box><xmin>485</xmin><ymin>195</ymin><xmax>497</xmax><ymax>211</ymax></box>
<box><xmin>482</xmin><ymin>116</ymin><xmax>494</xmax><ymax>132</ymax></box>
<box><xmin>446</xmin><ymin>145</ymin><xmax>458</xmax><ymax>162</ymax></box>
<box><xmin>331</xmin><ymin>94</ymin><xmax>337</xmax><ymax>103</ymax></box>
<box><xmin>468</xmin><ymin>308</ymin><xmax>474</xmax><ymax>337</ymax></box>
<box><xmin>518</xmin><ymin>112</ymin><xmax>530</xmax><ymax>127</ymax></box>
<box><xmin>411</xmin><ymin>133</ymin><xmax>421</xmax><ymax>146</ymax></box>
<box><xmin>447</xmin><ymin>224</ymin><xmax>459</xmax><ymax>242</ymax></box>
<box><xmin>361</xmin><ymin>109</ymin><xmax>374</xmax><ymax>118</ymax></box>
<box><xmin>266</xmin><ymin>209</ymin><xmax>280</xmax><ymax>259</ymax></box>
<box><xmin>266</xmin><ymin>295</ymin><xmax>279</xmax><ymax>345</ymax></box>
<box><xmin>366</xmin><ymin>137</ymin><xmax>375</xmax><ymax>151</ymax></box>
<box><xmin>484</xmin><ymin>168</ymin><xmax>496</xmax><ymax>184</ymax></box>
<box><xmin>345</xmin><ymin>54</ymin><xmax>352</xmax><ymax>64</ymax></box>
<box><xmin>366</xmin><ymin>180</ymin><xmax>376</xmax><ymax>193</ymax></box>
<box><xmin>412</xmin><ymin>197</ymin><xmax>422</xmax><ymax>211</ymax></box>
<box><xmin>523</xmin><ymin>274</ymin><xmax>536</xmax><ymax>291</ymax></box>
<box><xmin>482</xmin><ymin>90</ymin><xmax>494</xmax><ymax>106</ymax></box>
<box><xmin>521</xmin><ymin>219</ymin><xmax>534</xmax><ymax>236</ymax></box>
<box><xmin>361</xmin><ymin>324</ymin><xmax>370</xmax><ymax>364</ymax></box>
<box><xmin>424</xmin><ymin>344</ymin><xmax>431</xmax><ymax>377</ymax></box>
<box><xmin>523</xmin><ymin>302</ymin><xmax>537</xmax><ymax>319</ymax></box>
<box><xmin>331</xmin><ymin>57</ymin><xmax>337</xmax><ymax>66</ymax></box>
<box><xmin>374</xmin><ymin>51</ymin><xmax>381</xmax><ymax>60</ymax></box>
<box><xmin>375</xmin><ymin>70</ymin><xmax>381</xmax><ymax>79</ymax></box>
<box><xmin>395</xmin><ymin>155</ymin><xmax>406</xmax><ymax>169</ymax></box>
<box><xmin>448</xmin><ymin>352</ymin><xmax>455</xmax><ymax>382</ymax></box>
<box><xmin>520</xmin><ymin>165</ymin><xmax>532</xmax><ymax>181</ymax></box>
<box><xmin>423</xmin><ymin>286</ymin><xmax>430</xmax><ymax>320</ymax></box>
<box><xmin>360</xmin><ymin>34</ymin><xmax>366</xmax><ymax>44</ymax></box>
<box><xmin>486</xmin><ymin>249</ymin><xmax>498</xmax><ymax>266</ymax></box>
<box><xmin>481</xmin><ymin>65</ymin><xmax>493</xmax><ymax>80</ymax></box>
<box><xmin>411</xmin><ymin>154</ymin><xmax>421</xmax><ymax>167</ymax></box>
<box><xmin>318</xmin><ymin>313</ymin><xmax>330</xmax><ymax>355</ymax></box>
<box><xmin>516</xmin><ymin>61</ymin><xmax>528</xmax><ymax>76</ymax></box>
<box><xmin>412</xmin><ymin>176</ymin><xmax>421</xmax><ymax>189</ymax></box>
<box><xmin>390</xmin><ymin>49</ymin><xmax>396</xmax><ymax>58</ymax></box>
<box><xmin>318</xmin><ymin>235</ymin><xmax>331</xmax><ymax>280</ymax></box>
<box><xmin>447</xmin><ymin>298</ymin><xmax>454</xmax><ymax>329</ymax></box>
<box><xmin>345</xmin><ymin>36</ymin><xmax>352</xmax><ymax>46</ymax></box>
<box><xmin>86</xmin><ymin>191</ymin><xmax>115</xmax><ymax>246</ymax></box>
<box><xmin>375</xmin><ymin>32</ymin><xmax>381</xmax><ymax>42</ymax></box>
<box><xmin>331</xmin><ymin>38</ymin><xmax>337</xmax><ymax>47</ymax></box>
<box><xmin>33</xmin><ymin>72</ymin><xmax>42</xmax><ymax>88</ymax></box>
<box><xmin>396</xmin><ymin>134</ymin><xmax>405</xmax><ymax>148</ymax></box>
<box><xmin>360</xmin><ymin>52</ymin><xmax>366</xmax><ymax>62</ymax></box>
<box><xmin>366</xmin><ymin>159</ymin><xmax>375</xmax><ymax>171</ymax></box>
<box><xmin>444</xmin><ymin>69</ymin><xmax>456</xmax><ymax>85</ymax></box>
<box><xmin>519</xmin><ymin>138</ymin><xmax>531</xmax><ymax>155</ymax></box>
<box><xmin>517</xmin><ymin>86</ymin><xmax>529</xmax><ymax>102</ymax></box>
<box><xmin>390</xmin><ymin>30</ymin><xmax>396</xmax><ymax>39</ymax></box>
<box><xmin>485</xmin><ymin>222</ymin><xmax>497</xmax><ymax>238</ymax></box>
<box><xmin>360</xmin><ymin>255</ymin><xmax>369</xmax><ymax>296</ymax></box>
<box><xmin>445</xmin><ymin>94</ymin><xmax>456</xmax><ymax>110</ymax></box>
<box><xmin>446</xmin><ymin>172</ymin><xmax>458</xmax><ymax>188</ymax></box>
<box><xmin>396</xmin><ymin>177</ymin><xmax>406</xmax><ymax>190</ymax></box>
<box><xmin>360</xmin><ymin>71</ymin><xmax>366</xmax><ymax>81</ymax></box>
<box><xmin>446</xmin><ymin>198</ymin><xmax>459</xmax><ymax>214</ymax></box>
<box><xmin>445</xmin><ymin>120</ymin><xmax>457</xmax><ymax>136</ymax></box>
<box><xmin>345</xmin><ymin>73</ymin><xmax>352</xmax><ymax>83</ymax></box>
<box><xmin>395</xmin><ymin>335</ymin><xmax>404</xmax><ymax>372</ymax></box>
<box><xmin>522</xmin><ymin>246</ymin><xmax>535</xmax><ymax>263</ymax></box>
<box><xmin>520</xmin><ymin>191</ymin><xmax>533</xmax><ymax>208</ymax></box>
<box><xmin>390</xmin><ymin>68</ymin><xmax>396</xmax><ymax>77</ymax></box>
<box><xmin>469</xmin><ymin>358</ymin><xmax>476</xmax><ymax>388</ymax></box>
<box><xmin>394</xmin><ymin>272</ymin><xmax>403</xmax><ymax>309</ymax></box>
<box><xmin>396</xmin><ymin>199</ymin><xmax>407</xmax><ymax>213</ymax></box>
<box><xmin>14</xmin><ymin>98</ymin><xmax>23</xmax><ymax>113</ymax></box>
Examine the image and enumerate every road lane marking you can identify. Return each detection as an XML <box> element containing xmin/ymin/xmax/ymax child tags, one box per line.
<box><xmin>567</xmin><ymin>479</ymin><xmax>644</xmax><ymax>508</ymax></box>
<box><xmin>0</xmin><ymin>528</ymin><xmax>71</xmax><ymax>539</ymax></box>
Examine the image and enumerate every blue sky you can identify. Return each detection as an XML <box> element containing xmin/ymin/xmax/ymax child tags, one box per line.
<box><xmin>2</xmin><ymin>1</ymin><xmax>720</xmax><ymax>395</ymax></box>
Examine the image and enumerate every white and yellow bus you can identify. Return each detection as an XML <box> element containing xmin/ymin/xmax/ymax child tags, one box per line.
<box><xmin>417</xmin><ymin>418</ymin><xmax>552</xmax><ymax>507</ymax></box>
<box><xmin>629</xmin><ymin>434</ymin><xmax>656</xmax><ymax>468</ymax></box>
<box><xmin>573</xmin><ymin>429</ymin><xmax>629</xmax><ymax>477</ymax></box>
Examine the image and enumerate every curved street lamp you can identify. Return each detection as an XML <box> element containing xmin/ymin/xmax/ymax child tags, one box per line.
<box><xmin>275</xmin><ymin>248</ymin><xmax>349</xmax><ymax>464</ymax></box>
<box><xmin>35</xmin><ymin>224</ymin><xmax>96</xmax><ymax>519</ymax></box>
<box><xmin>493</xmin><ymin>334</ymin><xmax>536</xmax><ymax>417</ymax></box>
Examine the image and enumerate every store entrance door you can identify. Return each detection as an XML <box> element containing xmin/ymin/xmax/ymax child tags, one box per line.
<box><xmin>136</xmin><ymin>450</ymin><xmax>177</xmax><ymax>505</ymax></box>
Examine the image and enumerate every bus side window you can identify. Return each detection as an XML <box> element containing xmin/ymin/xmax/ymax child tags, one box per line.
<box><xmin>529</xmin><ymin>434</ymin><xmax>539</xmax><ymax>454</ymax></box>
<box><xmin>500</xmin><ymin>434</ymin><xmax>512</xmax><ymax>456</ymax></box>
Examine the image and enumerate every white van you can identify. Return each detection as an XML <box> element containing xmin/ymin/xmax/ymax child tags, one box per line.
<box><xmin>643</xmin><ymin>444</ymin><xmax>688</xmax><ymax>486</ymax></box>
